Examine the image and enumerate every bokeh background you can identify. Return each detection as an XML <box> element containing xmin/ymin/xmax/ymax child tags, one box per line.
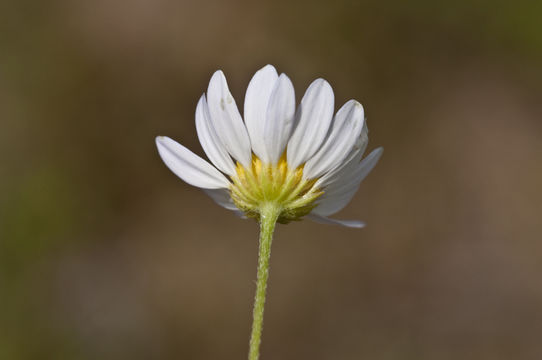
<box><xmin>1</xmin><ymin>0</ymin><xmax>541</xmax><ymax>359</ymax></box>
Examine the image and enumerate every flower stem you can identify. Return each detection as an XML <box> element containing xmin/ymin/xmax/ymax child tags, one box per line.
<box><xmin>248</xmin><ymin>202</ymin><xmax>280</xmax><ymax>360</ymax></box>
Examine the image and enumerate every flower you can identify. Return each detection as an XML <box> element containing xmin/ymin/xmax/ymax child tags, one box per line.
<box><xmin>156</xmin><ymin>65</ymin><xmax>382</xmax><ymax>228</ymax></box>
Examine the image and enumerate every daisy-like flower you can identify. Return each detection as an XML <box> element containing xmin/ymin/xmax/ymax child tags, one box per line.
<box><xmin>156</xmin><ymin>64</ymin><xmax>382</xmax><ymax>228</ymax></box>
<box><xmin>156</xmin><ymin>65</ymin><xmax>382</xmax><ymax>360</ymax></box>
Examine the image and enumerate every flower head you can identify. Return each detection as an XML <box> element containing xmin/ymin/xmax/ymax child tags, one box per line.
<box><xmin>156</xmin><ymin>65</ymin><xmax>382</xmax><ymax>227</ymax></box>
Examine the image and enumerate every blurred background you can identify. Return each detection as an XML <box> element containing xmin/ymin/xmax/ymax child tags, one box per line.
<box><xmin>1</xmin><ymin>0</ymin><xmax>541</xmax><ymax>359</ymax></box>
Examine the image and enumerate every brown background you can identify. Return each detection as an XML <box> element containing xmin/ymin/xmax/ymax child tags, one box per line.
<box><xmin>1</xmin><ymin>0</ymin><xmax>542</xmax><ymax>359</ymax></box>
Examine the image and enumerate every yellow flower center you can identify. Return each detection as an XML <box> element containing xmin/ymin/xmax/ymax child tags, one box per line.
<box><xmin>229</xmin><ymin>154</ymin><xmax>323</xmax><ymax>223</ymax></box>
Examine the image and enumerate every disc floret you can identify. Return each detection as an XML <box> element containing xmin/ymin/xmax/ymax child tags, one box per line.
<box><xmin>229</xmin><ymin>154</ymin><xmax>323</xmax><ymax>223</ymax></box>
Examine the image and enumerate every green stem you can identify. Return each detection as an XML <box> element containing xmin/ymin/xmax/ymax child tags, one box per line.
<box><xmin>248</xmin><ymin>202</ymin><xmax>281</xmax><ymax>360</ymax></box>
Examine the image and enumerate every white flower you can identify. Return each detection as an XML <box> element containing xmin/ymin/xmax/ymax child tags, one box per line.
<box><xmin>156</xmin><ymin>65</ymin><xmax>382</xmax><ymax>228</ymax></box>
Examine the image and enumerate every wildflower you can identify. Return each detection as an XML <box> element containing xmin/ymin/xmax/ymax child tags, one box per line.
<box><xmin>156</xmin><ymin>65</ymin><xmax>382</xmax><ymax>360</ymax></box>
<box><xmin>156</xmin><ymin>65</ymin><xmax>382</xmax><ymax>227</ymax></box>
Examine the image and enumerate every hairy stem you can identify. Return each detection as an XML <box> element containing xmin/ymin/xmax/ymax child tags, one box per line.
<box><xmin>248</xmin><ymin>202</ymin><xmax>280</xmax><ymax>360</ymax></box>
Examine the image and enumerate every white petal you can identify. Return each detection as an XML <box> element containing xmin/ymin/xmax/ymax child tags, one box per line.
<box><xmin>358</xmin><ymin>121</ymin><xmax>369</xmax><ymax>157</ymax></box>
<box><xmin>287</xmin><ymin>79</ymin><xmax>334</xmax><ymax>169</ymax></box>
<box><xmin>312</xmin><ymin>185</ymin><xmax>361</xmax><ymax>217</ymax></box>
<box><xmin>265</xmin><ymin>73</ymin><xmax>296</xmax><ymax>164</ymax></box>
<box><xmin>233</xmin><ymin>210</ymin><xmax>247</xmax><ymax>219</ymax></box>
<box><xmin>155</xmin><ymin>136</ymin><xmax>231</xmax><ymax>189</ymax></box>
<box><xmin>203</xmin><ymin>189</ymin><xmax>246</xmax><ymax>218</ymax></box>
<box><xmin>307</xmin><ymin>214</ymin><xmax>365</xmax><ymax>228</ymax></box>
<box><xmin>314</xmin><ymin>123</ymin><xmax>369</xmax><ymax>189</ymax></box>
<box><xmin>195</xmin><ymin>95</ymin><xmax>236</xmax><ymax>175</ymax></box>
<box><xmin>203</xmin><ymin>188</ymin><xmax>238</xmax><ymax>210</ymax></box>
<box><xmin>313</xmin><ymin>147</ymin><xmax>383</xmax><ymax>216</ymax></box>
<box><xmin>334</xmin><ymin>147</ymin><xmax>382</xmax><ymax>193</ymax></box>
<box><xmin>207</xmin><ymin>70</ymin><xmax>252</xmax><ymax>167</ymax></box>
<box><xmin>304</xmin><ymin>100</ymin><xmax>364</xmax><ymax>179</ymax></box>
<box><xmin>244</xmin><ymin>65</ymin><xmax>279</xmax><ymax>162</ymax></box>
<box><xmin>314</xmin><ymin>145</ymin><xmax>361</xmax><ymax>191</ymax></box>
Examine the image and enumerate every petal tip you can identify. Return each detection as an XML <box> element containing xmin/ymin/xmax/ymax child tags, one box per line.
<box><xmin>209</xmin><ymin>70</ymin><xmax>226</xmax><ymax>87</ymax></box>
<box><xmin>307</xmin><ymin>214</ymin><xmax>366</xmax><ymax>228</ymax></box>
<box><xmin>155</xmin><ymin>136</ymin><xmax>167</xmax><ymax>145</ymax></box>
<box><xmin>353</xmin><ymin>100</ymin><xmax>364</xmax><ymax>111</ymax></box>
<box><xmin>311</xmin><ymin>77</ymin><xmax>331</xmax><ymax>89</ymax></box>
<box><xmin>261</xmin><ymin>64</ymin><xmax>277</xmax><ymax>72</ymax></box>
<box><xmin>213</xmin><ymin>69</ymin><xmax>225</xmax><ymax>77</ymax></box>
